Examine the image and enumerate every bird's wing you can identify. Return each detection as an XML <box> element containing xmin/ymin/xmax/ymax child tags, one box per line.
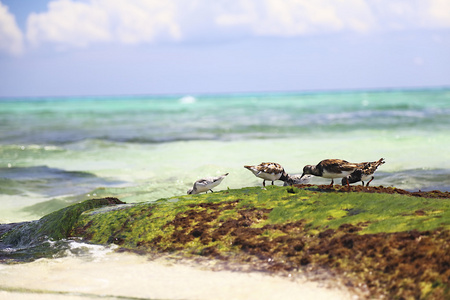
<box><xmin>322</xmin><ymin>159</ymin><xmax>358</xmax><ymax>172</ymax></box>
<box><xmin>258</xmin><ymin>162</ymin><xmax>284</xmax><ymax>174</ymax></box>
<box><xmin>195</xmin><ymin>178</ymin><xmax>211</xmax><ymax>186</ymax></box>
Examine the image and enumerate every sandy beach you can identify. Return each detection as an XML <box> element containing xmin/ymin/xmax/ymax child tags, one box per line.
<box><xmin>0</xmin><ymin>251</ymin><xmax>356</xmax><ymax>300</ymax></box>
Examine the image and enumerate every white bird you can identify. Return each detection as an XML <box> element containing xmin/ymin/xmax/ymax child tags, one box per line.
<box><xmin>187</xmin><ymin>173</ymin><xmax>229</xmax><ymax>194</ymax></box>
<box><xmin>283</xmin><ymin>174</ymin><xmax>312</xmax><ymax>186</ymax></box>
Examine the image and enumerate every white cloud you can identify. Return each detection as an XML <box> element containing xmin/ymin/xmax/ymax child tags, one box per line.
<box><xmin>26</xmin><ymin>0</ymin><xmax>181</xmax><ymax>48</ymax></box>
<box><xmin>0</xmin><ymin>2</ymin><xmax>24</xmax><ymax>55</ymax></box>
<box><xmin>368</xmin><ymin>0</ymin><xmax>450</xmax><ymax>30</ymax></box>
<box><xmin>96</xmin><ymin>0</ymin><xmax>181</xmax><ymax>44</ymax></box>
<box><xmin>215</xmin><ymin>0</ymin><xmax>376</xmax><ymax>36</ymax></box>
<box><xmin>22</xmin><ymin>0</ymin><xmax>450</xmax><ymax>50</ymax></box>
<box><xmin>27</xmin><ymin>0</ymin><xmax>111</xmax><ymax>48</ymax></box>
<box><xmin>213</xmin><ymin>0</ymin><xmax>450</xmax><ymax>35</ymax></box>
<box><xmin>426</xmin><ymin>0</ymin><xmax>450</xmax><ymax>27</ymax></box>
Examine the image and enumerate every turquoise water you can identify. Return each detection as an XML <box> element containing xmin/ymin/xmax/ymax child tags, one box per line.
<box><xmin>1</xmin><ymin>89</ymin><xmax>450</xmax><ymax>223</ymax></box>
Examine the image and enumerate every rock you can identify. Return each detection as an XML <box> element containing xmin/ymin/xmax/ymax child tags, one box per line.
<box><xmin>1</xmin><ymin>197</ymin><xmax>124</xmax><ymax>248</ymax></box>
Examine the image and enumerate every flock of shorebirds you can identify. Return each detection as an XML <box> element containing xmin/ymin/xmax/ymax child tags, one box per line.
<box><xmin>187</xmin><ymin>158</ymin><xmax>385</xmax><ymax>195</ymax></box>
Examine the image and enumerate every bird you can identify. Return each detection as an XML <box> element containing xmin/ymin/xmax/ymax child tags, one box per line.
<box><xmin>342</xmin><ymin>158</ymin><xmax>385</xmax><ymax>187</ymax></box>
<box><xmin>187</xmin><ymin>173</ymin><xmax>229</xmax><ymax>195</ymax></box>
<box><xmin>244</xmin><ymin>162</ymin><xmax>293</xmax><ymax>188</ymax></box>
<box><xmin>283</xmin><ymin>174</ymin><xmax>312</xmax><ymax>186</ymax></box>
<box><xmin>300</xmin><ymin>159</ymin><xmax>360</xmax><ymax>187</ymax></box>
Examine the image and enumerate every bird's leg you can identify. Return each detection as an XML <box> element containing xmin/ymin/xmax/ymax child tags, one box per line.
<box><xmin>342</xmin><ymin>177</ymin><xmax>350</xmax><ymax>188</ymax></box>
<box><xmin>366</xmin><ymin>177</ymin><xmax>374</xmax><ymax>187</ymax></box>
<box><xmin>262</xmin><ymin>180</ymin><xmax>267</xmax><ymax>190</ymax></box>
<box><xmin>328</xmin><ymin>179</ymin><xmax>334</xmax><ymax>188</ymax></box>
<box><xmin>361</xmin><ymin>181</ymin><xmax>365</xmax><ymax>186</ymax></box>
<box><xmin>210</xmin><ymin>189</ymin><xmax>214</xmax><ymax>193</ymax></box>
<box><xmin>271</xmin><ymin>181</ymin><xmax>274</xmax><ymax>185</ymax></box>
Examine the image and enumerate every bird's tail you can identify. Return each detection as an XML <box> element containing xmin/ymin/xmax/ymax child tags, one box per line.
<box><xmin>362</xmin><ymin>158</ymin><xmax>385</xmax><ymax>172</ymax></box>
<box><xmin>375</xmin><ymin>158</ymin><xmax>385</xmax><ymax>167</ymax></box>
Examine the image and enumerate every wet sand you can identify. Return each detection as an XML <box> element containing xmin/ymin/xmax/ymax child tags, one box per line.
<box><xmin>0</xmin><ymin>252</ymin><xmax>356</xmax><ymax>300</ymax></box>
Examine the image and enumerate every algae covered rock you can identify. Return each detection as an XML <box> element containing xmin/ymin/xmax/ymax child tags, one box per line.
<box><xmin>1</xmin><ymin>197</ymin><xmax>124</xmax><ymax>248</ymax></box>
<box><xmin>69</xmin><ymin>185</ymin><xmax>449</xmax><ymax>299</ymax></box>
<box><xmin>2</xmin><ymin>186</ymin><xmax>449</xmax><ymax>299</ymax></box>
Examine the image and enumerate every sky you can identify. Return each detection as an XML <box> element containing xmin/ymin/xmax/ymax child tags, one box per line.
<box><xmin>0</xmin><ymin>0</ymin><xmax>450</xmax><ymax>97</ymax></box>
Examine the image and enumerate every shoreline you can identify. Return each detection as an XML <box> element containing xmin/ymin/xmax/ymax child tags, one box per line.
<box><xmin>0</xmin><ymin>251</ymin><xmax>358</xmax><ymax>300</ymax></box>
<box><xmin>1</xmin><ymin>185</ymin><xmax>449</xmax><ymax>299</ymax></box>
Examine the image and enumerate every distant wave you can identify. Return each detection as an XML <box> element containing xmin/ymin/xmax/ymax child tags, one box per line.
<box><xmin>1</xmin><ymin>90</ymin><xmax>449</xmax><ymax>145</ymax></box>
<box><xmin>178</xmin><ymin>95</ymin><xmax>197</xmax><ymax>104</ymax></box>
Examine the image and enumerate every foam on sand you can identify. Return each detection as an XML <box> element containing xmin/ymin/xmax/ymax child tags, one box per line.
<box><xmin>0</xmin><ymin>251</ymin><xmax>356</xmax><ymax>300</ymax></box>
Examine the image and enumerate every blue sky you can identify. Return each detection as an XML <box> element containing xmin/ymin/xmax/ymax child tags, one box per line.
<box><xmin>1</xmin><ymin>0</ymin><xmax>449</xmax><ymax>97</ymax></box>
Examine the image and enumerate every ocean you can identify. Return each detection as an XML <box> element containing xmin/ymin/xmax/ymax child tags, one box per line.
<box><xmin>0</xmin><ymin>89</ymin><xmax>449</xmax><ymax>299</ymax></box>
<box><xmin>1</xmin><ymin>89</ymin><xmax>450</xmax><ymax>223</ymax></box>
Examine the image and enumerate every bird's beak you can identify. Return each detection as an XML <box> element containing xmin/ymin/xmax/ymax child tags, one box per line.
<box><xmin>300</xmin><ymin>173</ymin><xmax>305</xmax><ymax>179</ymax></box>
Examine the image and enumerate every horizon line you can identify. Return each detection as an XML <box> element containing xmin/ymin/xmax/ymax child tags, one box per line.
<box><xmin>1</xmin><ymin>85</ymin><xmax>449</xmax><ymax>100</ymax></box>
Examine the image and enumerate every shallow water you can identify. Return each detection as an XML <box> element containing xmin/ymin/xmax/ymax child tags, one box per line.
<box><xmin>0</xmin><ymin>241</ymin><xmax>356</xmax><ymax>300</ymax></box>
<box><xmin>1</xmin><ymin>89</ymin><xmax>450</xmax><ymax>223</ymax></box>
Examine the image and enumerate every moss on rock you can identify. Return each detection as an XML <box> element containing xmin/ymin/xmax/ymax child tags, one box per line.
<box><xmin>3</xmin><ymin>185</ymin><xmax>449</xmax><ymax>298</ymax></box>
<box><xmin>70</xmin><ymin>185</ymin><xmax>449</xmax><ymax>299</ymax></box>
<box><xmin>2</xmin><ymin>197</ymin><xmax>124</xmax><ymax>247</ymax></box>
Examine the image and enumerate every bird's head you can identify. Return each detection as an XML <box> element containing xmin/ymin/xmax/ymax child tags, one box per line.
<box><xmin>280</xmin><ymin>172</ymin><xmax>294</xmax><ymax>186</ymax></box>
<box><xmin>341</xmin><ymin>177</ymin><xmax>349</xmax><ymax>186</ymax></box>
<box><xmin>300</xmin><ymin>165</ymin><xmax>312</xmax><ymax>178</ymax></box>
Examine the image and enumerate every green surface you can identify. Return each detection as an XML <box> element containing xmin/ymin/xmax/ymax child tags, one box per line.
<box><xmin>74</xmin><ymin>186</ymin><xmax>449</xmax><ymax>248</ymax></box>
<box><xmin>2</xmin><ymin>186</ymin><xmax>449</xmax><ymax>299</ymax></box>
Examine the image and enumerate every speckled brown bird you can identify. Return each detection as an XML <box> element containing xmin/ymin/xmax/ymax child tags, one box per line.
<box><xmin>300</xmin><ymin>159</ymin><xmax>359</xmax><ymax>187</ymax></box>
<box><xmin>342</xmin><ymin>158</ymin><xmax>385</xmax><ymax>187</ymax></box>
<box><xmin>244</xmin><ymin>162</ymin><xmax>292</xmax><ymax>187</ymax></box>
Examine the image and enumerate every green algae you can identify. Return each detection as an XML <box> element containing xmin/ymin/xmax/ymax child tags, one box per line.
<box><xmin>72</xmin><ymin>186</ymin><xmax>449</xmax><ymax>248</ymax></box>
<box><xmin>67</xmin><ymin>186</ymin><xmax>449</xmax><ymax>299</ymax></box>
<box><xmin>264</xmin><ymin>188</ymin><xmax>450</xmax><ymax>234</ymax></box>
<box><xmin>3</xmin><ymin>186</ymin><xmax>449</xmax><ymax>298</ymax></box>
<box><xmin>2</xmin><ymin>197</ymin><xmax>124</xmax><ymax>247</ymax></box>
